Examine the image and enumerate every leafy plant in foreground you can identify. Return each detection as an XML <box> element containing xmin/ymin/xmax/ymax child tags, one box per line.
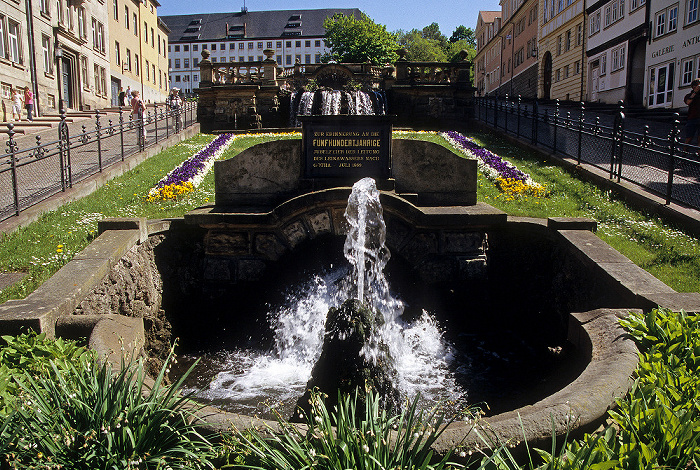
<box><xmin>2</xmin><ymin>349</ymin><xmax>213</xmax><ymax>469</ymax></box>
<box><xmin>220</xmin><ymin>388</ymin><xmax>467</xmax><ymax>470</ymax></box>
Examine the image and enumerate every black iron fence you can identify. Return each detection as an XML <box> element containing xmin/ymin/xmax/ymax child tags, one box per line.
<box><xmin>0</xmin><ymin>102</ymin><xmax>197</xmax><ymax>223</ymax></box>
<box><xmin>474</xmin><ymin>96</ymin><xmax>700</xmax><ymax>211</ymax></box>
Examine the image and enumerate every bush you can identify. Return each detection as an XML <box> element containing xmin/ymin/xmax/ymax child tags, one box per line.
<box><xmin>218</xmin><ymin>388</ymin><xmax>467</xmax><ymax>470</ymax></box>
<box><xmin>1</xmin><ymin>349</ymin><xmax>213</xmax><ymax>469</ymax></box>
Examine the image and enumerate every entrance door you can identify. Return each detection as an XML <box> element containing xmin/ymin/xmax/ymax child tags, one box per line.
<box><xmin>543</xmin><ymin>52</ymin><xmax>552</xmax><ymax>99</ymax></box>
<box><xmin>648</xmin><ymin>62</ymin><xmax>674</xmax><ymax>108</ymax></box>
<box><xmin>111</xmin><ymin>77</ymin><xmax>120</xmax><ymax>106</ymax></box>
<box><xmin>61</xmin><ymin>58</ymin><xmax>73</xmax><ymax>110</ymax></box>
<box><xmin>590</xmin><ymin>66</ymin><xmax>600</xmax><ymax>102</ymax></box>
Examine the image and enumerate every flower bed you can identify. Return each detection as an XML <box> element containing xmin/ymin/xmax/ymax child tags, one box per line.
<box><xmin>147</xmin><ymin>133</ymin><xmax>235</xmax><ymax>201</ymax></box>
<box><xmin>441</xmin><ymin>131</ymin><xmax>547</xmax><ymax>199</ymax></box>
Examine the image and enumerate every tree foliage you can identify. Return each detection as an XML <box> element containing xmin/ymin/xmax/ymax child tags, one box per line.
<box><xmin>322</xmin><ymin>12</ymin><xmax>398</xmax><ymax>65</ymax></box>
<box><xmin>395</xmin><ymin>23</ymin><xmax>476</xmax><ymax>64</ymax></box>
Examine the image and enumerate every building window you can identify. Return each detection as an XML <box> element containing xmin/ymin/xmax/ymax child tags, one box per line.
<box><xmin>151</xmin><ymin>28</ymin><xmax>155</xmax><ymax>47</ymax></box>
<box><xmin>277</xmin><ymin>55</ymin><xmax>282</xmax><ymax>63</ymax></box>
<box><xmin>133</xmin><ymin>12</ymin><xmax>137</xmax><ymax>35</ymax></box>
<box><xmin>611</xmin><ymin>45</ymin><xmax>625</xmax><ymax>71</ymax></box>
<box><xmin>315</xmin><ymin>40</ymin><xmax>321</xmax><ymax>47</ymax></box>
<box><xmin>575</xmin><ymin>60</ymin><xmax>581</xmax><ymax>74</ymax></box>
<box><xmin>193</xmin><ymin>73</ymin><xmax>198</xmax><ymax>81</ymax></box>
<box><xmin>305</xmin><ymin>40</ymin><xmax>311</xmax><ymax>47</ymax></box>
<box><xmin>257</xmin><ymin>41</ymin><xmax>263</xmax><ymax>49</ymax></box>
<box><xmin>124</xmin><ymin>5</ymin><xmax>129</xmax><ymax>28</ymax></box>
<box><xmin>669</xmin><ymin>5</ymin><xmax>678</xmax><ymax>31</ymax></box>
<box><xmin>267</xmin><ymin>41</ymin><xmax>272</xmax><ymax>48</ymax></box>
<box><xmin>113</xmin><ymin>0</ymin><xmax>118</xmax><ymax>20</ymax></box>
<box><xmin>145</xmin><ymin>59</ymin><xmax>149</xmax><ymax>80</ymax></box>
<box><xmin>305</xmin><ymin>54</ymin><xmax>311</xmax><ymax>64</ymax></box>
<box><xmin>211</xmin><ymin>57</ymin><xmax>216</xmax><ymax>62</ymax></box>
<box><xmin>630</xmin><ymin>0</ymin><xmax>645</xmax><ymax>11</ymax></box>
<box><xmin>590</xmin><ymin>11</ymin><xmax>601</xmax><ymax>35</ymax></box>
<box><xmin>80</xmin><ymin>56</ymin><xmax>88</xmax><ymax>88</ymax></box>
<box><xmin>277</xmin><ymin>41</ymin><xmax>282</xmax><ymax>48</ymax></box>
<box><xmin>247</xmin><ymin>55</ymin><xmax>252</xmax><ymax>61</ymax></box>
<box><xmin>286</xmin><ymin>41</ymin><xmax>292</xmax><ymax>48</ymax></box>
<box><xmin>295</xmin><ymin>40</ymin><xmax>301</xmax><ymax>47</ymax></box>
<box><xmin>248</xmin><ymin>42</ymin><xmax>253</xmax><ymax>49</ymax></box>
<box><xmin>315</xmin><ymin>53</ymin><xmax>321</xmax><ymax>63</ymax></box>
<box><xmin>565</xmin><ymin>30</ymin><xmax>571</xmax><ymax>51</ymax></box>
<box><xmin>174</xmin><ymin>58</ymin><xmax>180</xmax><ymax>68</ymax></box>
<box><xmin>220</xmin><ymin>43</ymin><xmax>225</xmax><ymax>50</ymax></box>
<box><xmin>600</xmin><ymin>53</ymin><xmax>607</xmax><ymax>74</ymax></box>
<box><xmin>42</xmin><ymin>35</ymin><xmax>52</xmax><ymax>74</ymax></box>
<box><xmin>688</xmin><ymin>0</ymin><xmax>698</xmax><ymax>23</ymax></box>
<box><xmin>193</xmin><ymin>44</ymin><xmax>198</xmax><ymax>51</ymax></box>
<box><xmin>286</xmin><ymin>54</ymin><xmax>292</xmax><ymax>65</ymax></box>
<box><xmin>126</xmin><ymin>48</ymin><xmax>131</xmax><ymax>71</ymax></box>
<box><xmin>681</xmin><ymin>57</ymin><xmax>697</xmax><ymax>85</ymax></box>
<box><xmin>41</xmin><ymin>0</ymin><xmax>50</xmax><ymax>16</ymax></box>
<box><xmin>8</xmin><ymin>19</ymin><xmax>20</xmax><ymax>63</ymax></box>
<box><xmin>556</xmin><ymin>68</ymin><xmax>561</xmax><ymax>81</ymax></box>
<box><xmin>174</xmin><ymin>45</ymin><xmax>180</xmax><ymax>52</ymax></box>
<box><xmin>556</xmin><ymin>34</ymin><xmax>562</xmax><ymax>55</ymax></box>
<box><xmin>576</xmin><ymin>24</ymin><xmax>582</xmax><ymax>45</ymax></box>
<box><xmin>184</xmin><ymin>58</ymin><xmax>189</xmax><ymax>68</ymax></box>
<box><xmin>114</xmin><ymin>41</ymin><xmax>120</xmax><ymax>66</ymax></box>
<box><xmin>656</xmin><ymin>10</ymin><xmax>666</xmax><ymax>36</ymax></box>
<box><xmin>78</xmin><ymin>8</ymin><xmax>86</xmax><ymax>38</ymax></box>
<box><xmin>135</xmin><ymin>54</ymin><xmax>139</xmax><ymax>75</ymax></box>
<box><xmin>175</xmin><ymin>75</ymin><xmax>180</xmax><ymax>82</ymax></box>
<box><xmin>193</xmin><ymin>58</ymin><xmax>198</xmax><ymax>66</ymax></box>
<box><xmin>238</xmin><ymin>43</ymin><xmax>243</xmax><ymax>50</ymax></box>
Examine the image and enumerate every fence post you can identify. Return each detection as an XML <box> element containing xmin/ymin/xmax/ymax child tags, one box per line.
<box><xmin>553</xmin><ymin>99</ymin><xmax>559</xmax><ymax>152</ymax></box>
<box><xmin>59</xmin><ymin>109</ymin><xmax>72</xmax><ymax>188</ymax></box>
<box><xmin>154</xmin><ymin>103</ymin><xmax>158</xmax><ymax>143</ymax></box>
<box><xmin>7</xmin><ymin>124</ymin><xmax>19</xmax><ymax>216</ymax></box>
<box><xmin>666</xmin><ymin>114</ymin><xmax>680</xmax><ymax>205</ymax></box>
<box><xmin>165</xmin><ymin>103</ymin><xmax>170</xmax><ymax>139</ymax></box>
<box><xmin>494</xmin><ymin>96</ymin><xmax>499</xmax><ymax>129</ymax></box>
<box><xmin>577</xmin><ymin>102</ymin><xmax>584</xmax><ymax>165</ymax></box>
<box><xmin>517</xmin><ymin>95</ymin><xmax>521</xmax><ymax>137</ymax></box>
<box><xmin>119</xmin><ymin>107</ymin><xmax>125</xmax><ymax>162</ymax></box>
<box><xmin>95</xmin><ymin>110</ymin><xmax>103</xmax><ymax>172</ymax></box>
<box><xmin>504</xmin><ymin>94</ymin><xmax>509</xmax><ymax>133</ymax></box>
<box><xmin>532</xmin><ymin>99</ymin><xmax>538</xmax><ymax>144</ymax></box>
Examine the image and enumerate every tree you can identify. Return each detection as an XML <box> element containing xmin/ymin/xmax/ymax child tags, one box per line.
<box><xmin>449</xmin><ymin>25</ymin><xmax>476</xmax><ymax>47</ymax></box>
<box><xmin>395</xmin><ymin>29</ymin><xmax>447</xmax><ymax>62</ymax></box>
<box><xmin>421</xmin><ymin>22</ymin><xmax>448</xmax><ymax>49</ymax></box>
<box><xmin>323</xmin><ymin>12</ymin><xmax>398</xmax><ymax>65</ymax></box>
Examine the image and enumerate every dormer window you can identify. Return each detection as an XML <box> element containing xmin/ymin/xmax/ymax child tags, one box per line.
<box><xmin>285</xmin><ymin>22</ymin><xmax>301</xmax><ymax>28</ymax></box>
<box><xmin>288</xmin><ymin>14</ymin><xmax>301</xmax><ymax>21</ymax></box>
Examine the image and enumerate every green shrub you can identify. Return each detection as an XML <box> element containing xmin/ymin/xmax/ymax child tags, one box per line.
<box><xmin>218</xmin><ymin>388</ymin><xmax>466</xmax><ymax>470</ymax></box>
<box><xmin>0</xmin><ymin>332</ymin><xmax>93</xmax><ymax>416</ymax></box>
<box><xmin>2</xmin><ymin>350</ymin><xmax>213</xmax><ymax>469</ymax></box>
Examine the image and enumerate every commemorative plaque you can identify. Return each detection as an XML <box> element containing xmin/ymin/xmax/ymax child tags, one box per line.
<box><xmin>300</xmin><ymin>115</ymin><xmax>392</xmax><ymax>179</ymax></box>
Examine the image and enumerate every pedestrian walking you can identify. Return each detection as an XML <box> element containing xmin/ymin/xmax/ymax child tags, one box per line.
<box><xmin>24</xmin><ymin>86</ymin><xmax>33</xmax><ymax>121</ymax></box>
<box><xmin>684</xmin><ymin>78</ymin><xmax>700</xmax><ymax>151</ymax></box>
<box><xmin>11</xmin><ymin>87</ymin><xmax>23</xmax><ymax>122</ymax></box>
<box><xmin>125</xmin><ymin>86</ymin><xmax>133</xmax><ymax>106</ymax></box>
<box><xmin>168</xmin><ymin>87</ymin><xmax>183</xmax><ymax>132</ymax></box>
<box><xmin>131</xmin><ymin>90</ymin><xmax>146</xmax><ymax>143</ymax></box>
<box><xmin>118</xmin><ymin>87</ymin><xmax>126</xmax><ymax>107</ymax></box>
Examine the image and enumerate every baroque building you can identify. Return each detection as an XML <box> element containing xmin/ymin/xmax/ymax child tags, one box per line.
<box><xmin>161</xmin><ymin>8</ymin><xmax>361</xmax><ymax>96</ymax></box>
<box><xmin>474</xmin><ymin>10</ymin><xmax>502</xmax><ymax>96</ymax></box>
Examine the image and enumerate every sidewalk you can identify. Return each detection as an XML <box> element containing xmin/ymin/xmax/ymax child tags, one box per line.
<box><xmin>0</xmin><ymin>106</ymin><xmax>199</xmax><ymax>234</ymax></box>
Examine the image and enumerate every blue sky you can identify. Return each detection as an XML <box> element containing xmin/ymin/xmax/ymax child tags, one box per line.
<box><xmin>158</xmin><ymin>0</ymin><xmax>501</xmax><ymax>35</ymax></box>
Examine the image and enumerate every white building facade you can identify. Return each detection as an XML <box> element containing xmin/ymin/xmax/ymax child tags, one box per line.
<box><xmin>162</xmin><ymin>8</ymin><xmax>361</xmax><ymax>96</ymax></box>
<box><xmin>585</xmin><ymin>0</ymin><xmax>648</xmax><ymax>104</ymax></box>
<box><xmin>645</xmin><ymin>0</ymin><xmax>700</xmax><ymax>108</ymax></box>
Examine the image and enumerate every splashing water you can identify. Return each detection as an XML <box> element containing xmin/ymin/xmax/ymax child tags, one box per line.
<box><xmin>180</xmin><ymin>178</ymin><xmax>464</xmax><ymax>417</ymax></box>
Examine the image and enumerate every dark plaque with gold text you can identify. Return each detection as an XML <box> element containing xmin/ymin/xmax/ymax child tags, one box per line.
<box><xmin>301</xmin><ymin>115</ymin><xmax>392</xmax><ymax>179</ymax></box>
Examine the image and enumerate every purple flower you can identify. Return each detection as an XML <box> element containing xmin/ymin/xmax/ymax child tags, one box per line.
<box><xmin>155</xmin><ymin>133</ymin><xmax>233</xmax><ymax>189</ymax></box>
<box><xmin>446</xmin><ymin>131</ymin><xmax>529</xmax><ymax>182</ymax></box>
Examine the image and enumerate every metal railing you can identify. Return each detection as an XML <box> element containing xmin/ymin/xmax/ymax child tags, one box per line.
<box><xmin>474</xmin><ymin>96</ymin><xmax>700</xmax><ymax>210</ymax></box>
<box><xmin>0</xmin><ymin>101</ymin><xmax>197</xmax><ymax>223</ymax></box>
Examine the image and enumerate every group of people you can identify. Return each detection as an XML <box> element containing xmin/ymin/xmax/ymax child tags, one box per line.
<box><xmin>10</xmin><ymin>86</ymin><xmax>34</xmax><ymax>122</ymax></box>
<box><xmin>114</xmin><ymin>86</ymin><xmax>183</xmax><ymax>142</ymax></box>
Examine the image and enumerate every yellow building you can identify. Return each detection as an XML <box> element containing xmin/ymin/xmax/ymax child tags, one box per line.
<box><xmin>108</xmin><ymin>0</ymin><xmax>168</xmax><ymax>105</ymax></box>
<box><xmin>539</xmin><ymin>0</ymin><xmax>587</xmax><ymax>100</ymax></box>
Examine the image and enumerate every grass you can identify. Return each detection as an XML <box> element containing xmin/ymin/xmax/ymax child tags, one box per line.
<box><xmin>0</xmin><ymin>128</ymin><xmax>698</xmax><ymax>306</ymax></box>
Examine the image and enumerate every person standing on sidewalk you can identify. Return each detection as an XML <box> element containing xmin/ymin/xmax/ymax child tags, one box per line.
<box><xmin>11</xmin><ymin>87</ymin><xmax>23</xmax><ymax>121</ymax></box>
<box><xmin>23</xmin><ymin>86</ymin><xmax>33</xmax><ymax>121</ymax></box>
<box><xmin>168</xmin><ymin>87</ymin><xmax>183</xmax><ymax>132</ymax></box>
<box><xmin>684</xmin><ymin>78</ymin><xmax>700</xmax><ymax>150</ymax></box>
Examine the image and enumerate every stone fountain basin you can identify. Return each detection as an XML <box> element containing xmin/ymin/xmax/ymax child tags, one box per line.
<box><xmin>1</xmin><ymin>204</ymin><xmax>699</xmax><ymax>454</ymax></box>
